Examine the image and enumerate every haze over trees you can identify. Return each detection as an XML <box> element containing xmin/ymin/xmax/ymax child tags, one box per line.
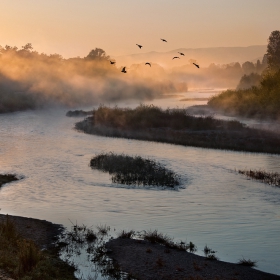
<box><xmin>208</xmin><ymin>30</ymin><xmax>280</xmax><ymax>119</ymax></box>
<box><xmin>267</xmin><ymin>30</ymin><xmax>280</xmax><ymax>73</ymax></box>
<box><xmin>0</xmin><ymin>44</ymin><xmax>187</xmax><ymax>113</ymax></box>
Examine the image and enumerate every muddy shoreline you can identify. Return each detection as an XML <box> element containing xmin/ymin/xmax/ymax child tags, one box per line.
<box><xmin>106</xmin><ymin>238</ymin><xmax>280</xmax><ymax>280</ymax></box>
<box><xmin>0</xmin><ymin>214</ymin><xmax>63</xmax><ymax>250</ymax></box>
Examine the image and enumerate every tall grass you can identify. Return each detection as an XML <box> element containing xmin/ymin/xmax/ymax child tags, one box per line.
<box><xmin>92</xmin><ymin>104</ymin><xmax>244</xmax><ymax>131</ymax></box>
<box><xmin>76</xmin><ymin>105</ymin><xmax>280</xmax><ymax>154</ymax></box>
<box><xmin>90</xmin><ymin>153</ymin><xmax>180</xmax><ymax>188</ymax></box>
<box><xmin>0</xmin><ymin>215</ymin><xmax>76</xmax><ymax>279</ymax></box>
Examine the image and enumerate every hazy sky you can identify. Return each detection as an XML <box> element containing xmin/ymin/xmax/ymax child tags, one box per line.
<box><xmin>0</xmin><ymin>0</ymin><xmax>279</xmax><ymax>58</ymax></box>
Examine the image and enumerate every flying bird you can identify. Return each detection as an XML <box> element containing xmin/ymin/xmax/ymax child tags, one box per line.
<box><xmin>172</xmin><ymin>57</ymin><xmax>180</xmax><ymax>60</ymax></box>
<box><xmin>121</xmin><ymin>67</ymin><xmax>127</xmax><ymax>73</ymax></box>
<box><xmin>136</xmin><ymin>44</ymin><xmax>143</xmax><ymax>49</ymax></box>
<box><xmin>110</xmin><ymin>61</ymin><xmax>116</xmax><ymax>64</ymax></box>
<box><xmin>178</xmin><ymin>52</ymin><xmax>185</xmax><ymax>56</ymax></box>
<box><xmin>161</xmin><ymin>38</ymin><xmax>167</xmax><ymax>42</ymax></box>
<box><xmin>145</xmin><ymin>62</ymin><xmax>151</xmax><ymax>67</ymax></box>
<box><xmin>193</xmin><ymin>63</ymin><xmax>200</xmax><ymax>68</ymax></box>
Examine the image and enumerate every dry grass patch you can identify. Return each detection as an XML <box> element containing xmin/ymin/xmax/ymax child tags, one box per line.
<box><xmin>0</xmin><ymin>215</ymin><xmax>76</xmax><ymax>280</ymax></box>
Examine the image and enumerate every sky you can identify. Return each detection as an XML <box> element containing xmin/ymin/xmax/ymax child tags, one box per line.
<box><xmin>0</xmin><ymin>0</ymin><xmax>279</xmax><ymax>58</ymax></box>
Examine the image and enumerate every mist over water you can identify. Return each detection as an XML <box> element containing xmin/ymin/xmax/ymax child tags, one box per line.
<box><xmin>0</xmin><ymin>104</ymin><xmax>280</xmax><ymax>276</ymax></box>
<box><xmin>0</xmin><ymin>46</ymin><xmax>190</xmax><ymax>112</ymax></box>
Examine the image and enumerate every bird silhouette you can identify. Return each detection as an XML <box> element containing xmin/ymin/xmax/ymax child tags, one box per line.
<box><xmin>121</xmin><ymin>67</ymin><xmax>127</xmax><ymax>73</ymax></box>
<box><xmin>193</xmin><ymin>63</ymin><xmax>200</xmax><ymax>68</ymax></box>
<box><xmin>172</xmin><ymin>57</ymin><xmax>180</xmax><ymax>60</ymax></box>
<box><xmin>161</xmin><ymin>38</ymin><xmax>167</xmax><ymax>42</ymax></box>
<box><xmin>110</xmin><ymin>61</ymin><xmax>116</xmax><ymax>64</ymax></box>
<box><xmin>136</xmin><ymin>44</ymin><xmax>143</xmax><ymax>49</ymax></box>
<box><xmin>178</xmin><ymin>52</ymin><xmax>185</xmax><ymax>56</ymax></box>
<box><xmin>145</xmin><ymin>62</ymin><xmax>151</xmax><ymax>67</ymax></box>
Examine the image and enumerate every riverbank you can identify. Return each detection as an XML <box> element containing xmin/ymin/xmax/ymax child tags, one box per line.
<box><xmin>106</xmin><ymin>238</ymin><xmax>280</xmax><ymax>280</ymax></box>
<box><xmin>0</xmin><ymin>214</ymin><xmax>76</xmax><ymax>280</ymax></box>
<box><xmin>75</xmin><ymin>105</ymin><xmax>280</xmax><ymax>154</ymax></box>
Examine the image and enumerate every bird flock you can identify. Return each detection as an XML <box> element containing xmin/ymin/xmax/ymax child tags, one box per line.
<box><xmin>109</xmin><ymin>38</ymin><xmax>200</xmax><ymax>73</ymax></box>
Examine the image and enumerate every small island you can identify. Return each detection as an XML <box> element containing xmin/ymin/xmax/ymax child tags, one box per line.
<box><xmin>90</xmin><ymin>153</ymin><xmax>180</xmax><ymax>188</ymax></box>
<box><xmin>75</xmin><ymin>105</ymin><xmax>280</xmax><ymax>154</ymax></box>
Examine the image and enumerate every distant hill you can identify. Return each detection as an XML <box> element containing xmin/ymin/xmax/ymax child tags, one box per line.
<box><xmin>113</xmin><ymin>45</ymin><xmax>266</xmax><ymax>68</ymax></box>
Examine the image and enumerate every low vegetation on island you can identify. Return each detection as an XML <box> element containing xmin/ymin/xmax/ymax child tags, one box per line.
<box><xmin>238</xmin><ymin>169</ymin><xmax>280</xmax><ymax>187</ymax></box>
<box><xmin>90</xmin><ymin>153</ymin><xmax>180</xmax><ymax>188</ymax></box>
<box><xmin>76</xmin><ymin>104</ymin><xmax>280</xmax><ymax>154</ymax></box>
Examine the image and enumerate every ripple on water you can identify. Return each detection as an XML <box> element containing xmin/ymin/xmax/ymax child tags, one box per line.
<box><xmin>0</xmin><ymin>108</ymin><xmax>279</xmax><ymax>276</ymax></box>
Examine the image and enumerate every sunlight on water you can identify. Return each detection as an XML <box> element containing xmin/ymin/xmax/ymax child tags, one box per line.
<box><xmin>0</xmin><ymin>99</ymin><xmax>280</xmax><ymax>276</ymax></box>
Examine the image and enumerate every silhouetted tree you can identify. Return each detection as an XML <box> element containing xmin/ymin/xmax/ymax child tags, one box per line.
<box><xmin>242</xmin><ymin>61</ymin><xmax>255</xmax><ymax>74</ymax></box>
<box><xmin>236</xmin><ymin>73</ymin><xmax>261</xmax><ymax>90</ymax></box>
<box><xmin>256</xmin><ymin>59</ymin><xmax>261</xmax><ymax>72</ymax></box>
<box><xmin>267</xmin><ymin>30</ymin><xmax>280</xmax><ymax>72</ymax></box>
<box><xmin>21</xmin><ymin>43</ymin><xmax>33</xmax><ymax>51</ymax></box>
<box><xmin>85</xmin><ymin>48</ymin><xmax>110</xmax><ymax>61</ymax></box>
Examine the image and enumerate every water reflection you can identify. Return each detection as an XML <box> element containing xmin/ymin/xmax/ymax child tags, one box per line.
<box><xmin>0</xmin><ymin>100</ymin><xmax>279</xmax><ymax>275</ymax></box>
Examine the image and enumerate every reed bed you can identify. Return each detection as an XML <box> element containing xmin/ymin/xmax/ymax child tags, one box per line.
<box><xmin>238</xmin><ymin>169</ymin><xmax>280</xmax><ymax>187</ymax></box>
<box><xmin>90</xmin><ymin>153</ymin><xmax>180</xmax><ymax>188</ymax></box>
<box><xmin>76</xmin><ymin>105</ymin><xmax>280</xmax><ymax>154</ymax></box>
<box><xmin>92</xmin><ymin>104</ymin><xmax>244</xmax><ymax>131</ymax></box>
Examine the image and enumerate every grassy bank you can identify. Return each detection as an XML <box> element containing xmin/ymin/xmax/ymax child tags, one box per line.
<box><xmin>0</xmin><ymin>215</ymin><xmax>76</xmax><ymax>280</ymax></box>
<box><xmin>0</xmin><ymin>174</ymin><xmax>18</xmax><ymax>188</ymax></box>
<box><xmin>90</xmin><ymin>153</ymin><xmax>180</xmax><ymax>188</ymax></box>
<box><xmin>75</xmin><ymin>105</ymin><xmax>280</xmax><ymax>154</ymax></box>
<box><xmin>208</xmin><ymin>70</ymin><xmax>280</xmax><ymax>119</ymax></box>
<box><xmin>238</xmin><ymin>169</ymin><xmax>280</xmax><ymax>187</ymax></box>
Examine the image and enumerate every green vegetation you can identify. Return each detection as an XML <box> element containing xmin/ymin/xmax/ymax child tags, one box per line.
<box><xmin>0</xmin><ymin>215</ymin><xmax>76</xmax><ymax>280</ymax></box>
<box><xmin>237</xmin><ymin>257</ymin><xmax>257</xmax><ymax>267</ymax></box>
<box><xmin>236</xmin><ymin>72</ymin><xmax>262</xmax><ymax>90</ymax></box>
<box><xmin>238</xmin><ymin>169</ymin><xmax>280</xmax><ymax>187</ymax></box>
<box><xmin>208</xmin><ymin>30</ymin><xmax>280</xmax><ymax>119</ymax></box>
<box><xmin>0</xmin><ymin>174</ymin><xmax>18</xmax><ymax>188</ymax></box>
<box><xmin>90</xmin><ymin>152</ymin><xmax>180</xmax><ymax>188</ymax></box>
<box><xmin>208</xmin><ymin>69</ymin><xmax>280</xmax><ymax>119</ymax></box>
<box><xmin>76</xmin><ymin>105</ymin><xmax>280</xmax><ymax>154</ymax></box>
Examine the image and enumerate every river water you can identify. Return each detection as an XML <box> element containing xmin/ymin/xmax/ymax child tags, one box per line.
<box><xmin>0</xmin><ymin>90</ymin><xmax>280</xmax><ymax>276</ymax></box>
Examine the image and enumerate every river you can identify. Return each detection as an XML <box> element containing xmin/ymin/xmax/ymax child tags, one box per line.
<box><xmin>0</xmin><ymin>90</ymin><xmax>280</xmax><ymax>277</ymax></box>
